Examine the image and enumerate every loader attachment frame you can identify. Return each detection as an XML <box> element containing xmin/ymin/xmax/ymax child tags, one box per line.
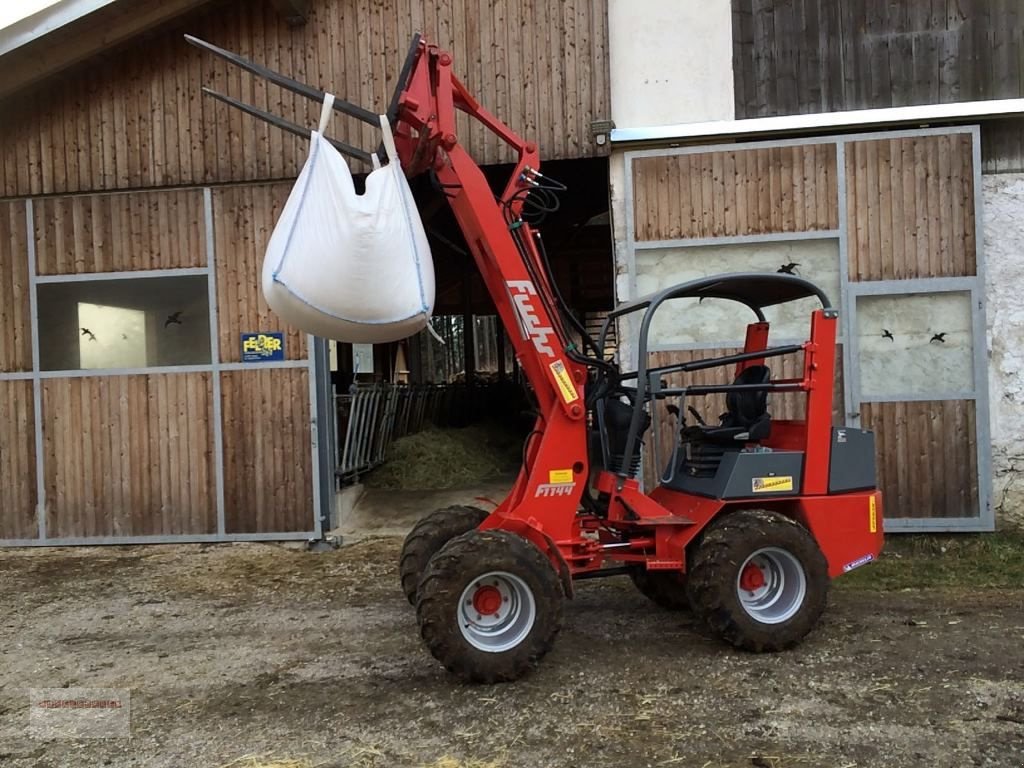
<box><xmin>186</xmin><ymin>33</ymin><xmax>596</xmax><ymax>562</ymax></box>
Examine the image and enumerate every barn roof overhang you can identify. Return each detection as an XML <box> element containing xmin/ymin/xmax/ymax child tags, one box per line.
<box><xmin>0</xmin><ymin>0</ymin><xmax>119</xmax><ymax>58</ymax></box>
<box><xmin>609</xmin><ymin>98</ymin><xmax>1024</xmax><ymax>147</ymax></box>
<box><xmin>0</xmin><ymin>0</ymin><xmax>219</xmax><ymax>101</ymax></box>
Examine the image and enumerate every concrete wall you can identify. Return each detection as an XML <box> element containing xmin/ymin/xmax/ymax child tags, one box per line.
<box><xmin>607</xmin><ymin>0</ymin><xmax>735</xmax><ymax>128</ymax></box>
<box><xmin>983</xmin><ymin>173</ymin><xmax>1024</xmax><ymax>530</ymax></box>
<box><xmin>634</xmin><ymin>240</ymin><xmax>841</xmax><ymax>345</ymax></box>
<box><xmin>606</xmin><ymin>0</ymin><xmax>737</xmax><ymax>367</ymax></box>
<box><xmin>608</xmin><ymin>151</ymin><xmax>636</xmax><ymax>369</ymax></box>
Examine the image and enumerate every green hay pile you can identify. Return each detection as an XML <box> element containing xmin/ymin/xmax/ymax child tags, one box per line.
<box><xmin>364</xmin><ymin>425</ymin><xmax>522</xmax><ymax>490</ymax></box>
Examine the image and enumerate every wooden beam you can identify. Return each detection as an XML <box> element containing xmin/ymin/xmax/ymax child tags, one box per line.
<box><xmin>268</xmin><ymin>0</ymin><xmax>310</xmax><ymax>26</ymax></box>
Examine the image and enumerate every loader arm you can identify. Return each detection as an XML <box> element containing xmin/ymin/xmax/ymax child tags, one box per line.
<box><xmin>383</xmin><ymin>39</ymin><xmax>597</xmax><ymax>540</ymax></box>
<box><xmin>394</xmin><ymin>43</ymin><xmax>578</xmax><ymax>416</ymax></box>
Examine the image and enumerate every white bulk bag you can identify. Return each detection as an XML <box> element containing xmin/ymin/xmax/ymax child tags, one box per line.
<box><xmin>262</xmin><ymin>96</ymin><xmax>435</xmax><ymax>343</ymax></box>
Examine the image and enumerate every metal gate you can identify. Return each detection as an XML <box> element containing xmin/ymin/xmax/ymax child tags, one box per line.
<box><xmin>842</xmin><ymin>129</ymin><xmax>991</xmax><ymax>530</ymax></box>
<box><xmin>621</xmin><ymin>124</ymin><xmax>991</xmax><ymax>531</ymax></box>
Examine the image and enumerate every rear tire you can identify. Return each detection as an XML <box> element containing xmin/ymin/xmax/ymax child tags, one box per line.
<box><xmin>399</xmin><ymin>505</ymin><xmax>488</xmax><ymax>605</ymax></box>
<box><xmin>686</xmin><ymin>508</ymin><xmax>828</xmax><ymax>652</ymax></box>
<box><xmin>416</xmin><ymin>529</ymin><xmax>563</xmax><ymax>683</ymax></box>
<box><xmin>629</xmin><ymin>568</ymin><xmax>689</xmax><ymax>610</ymax></box>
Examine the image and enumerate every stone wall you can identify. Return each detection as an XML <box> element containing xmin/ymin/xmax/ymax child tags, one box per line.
<box><xmin>983</xmin><ymin>173</ymin><xmax>1024</xmax><ymax>530</ymax></box>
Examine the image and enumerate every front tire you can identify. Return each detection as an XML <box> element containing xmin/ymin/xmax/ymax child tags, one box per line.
<box><xmin>399</xmin><ymin>505</ymin><xmax>488</xmax><ymax>605</ymax></box>
<box><xmin>416</xmin><ymin>530</ymin><xmax>563</xmax><ymax>683</ymax></box>
<box><xmin>686</xmin><ymin>509</ymin><xmax>828</xmax><ymax>652</ymax></box>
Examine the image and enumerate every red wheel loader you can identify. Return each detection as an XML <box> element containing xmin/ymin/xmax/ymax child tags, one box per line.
<box><xmin>188</xmin><ymin>33</ymin><xmax>884</xmax><ymax>683</ymax></box>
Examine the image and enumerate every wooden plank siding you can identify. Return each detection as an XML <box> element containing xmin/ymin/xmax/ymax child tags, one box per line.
<box><xmin>861</xmin><ymin>400</ymin><xmax>979</xmax><ymax>519</ymax></box>
<box><xmin>221</xmin><ymin>368</ymin><xmax>313</xmax><ymax>533</ymax></box>
<box><xmin>845</xmin><ymin>134</ymin><xmax>977</xmax><ymax>282</ymax></box>
<box><xmin>41</xmin><ymin>373</ymin><xmax>217</xmax><ymax>538</ymax></box>
<box><xmin>212</xmin><ymin>182</ymin><xmax>308</xmax><ymax>362</ymax></box>
<box><xmin>732</xmin><ymin>0</ymin><xmax>1024</xmax><ymax>115</ymax></box>
<box><xmin>33</xmin><ymin>189</ymin><xmax>207</xmax><ymax>275</ymax></box>
<box><xmin>983</xmin><ymin>119</ymin><xmax>1024</xmax><ymax>174</ymax></box>
<box><xmin>632</xmin><ymin>145</ymin><xmax>838</xmax><ymax>241</ymax></box>
<box><xmin>0</xmin><ymin>0</ymin><xmax>611</xmax><ymax>199</ymax></box>
<box><xmin>730</xmin><ymin>0</ymin><xmax>1024</xmax><ymax>171</ymax></box>
<box><xmin>0</xmin><ymin>380</ymin><xmax>38</xmax><ymax>540</ymax></box>
<box><xmin>0</xmin><ymin>200</ymin><xmax>31</xmax><ymax>371</ymax></box>
<box><xmin>643</xmin><ymin>348</ymin><xmax>843</xmax><ymax>489</ymax></box>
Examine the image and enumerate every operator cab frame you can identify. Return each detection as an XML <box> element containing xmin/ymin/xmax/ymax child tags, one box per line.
<box><xmin>593</xmin><ymin>273</ymin><xmax>875</xmax><ymax>500</ymax></box>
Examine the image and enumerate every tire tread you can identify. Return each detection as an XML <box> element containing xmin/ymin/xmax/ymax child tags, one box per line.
<box><xmin>416</xmin><ymin>530</ymin><xmax>563</xmax><ymax>683</ymax></box>
<box><xmin>399</xmin><ymin>505</ymin><xmax>488</xmax><ymax>605</ymax></box>
<box><xmin>686</xmin><ymin>509</ymin><xmax>828</xmax><ymax>652</ymax></box>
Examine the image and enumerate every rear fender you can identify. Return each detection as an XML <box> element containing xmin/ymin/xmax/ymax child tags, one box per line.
<box><xmin>797</xmin><ymin>492</ymin><xmax>884</xmax><ymax>578</ymax></box>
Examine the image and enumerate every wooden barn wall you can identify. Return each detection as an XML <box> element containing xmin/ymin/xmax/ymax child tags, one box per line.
<box><xmin>643</xmin><ymin>348</ymin><xmax>844</xmax><ymax>489</ymax></box>
<box><xmin>0</xmin><ymin>381</ymin><xmax>38</xmax><ymax>540</ymax></box>
<box><xmin>221</xmin><ymin>368</ymin><xmax>313</xmax><ymax>533</ymax></box>
<box><xmin>0</xmin><ymin>200</ymin><xmax>31</xmax><ymax>372</ymax></box>
<box><xmin>33</xmin><ymin>189</ymin><xmax>207</xmax><ymax>275</ymax></box>
<box><xmin>632</xmin><ymin>145</ymin><xmax>838</xmax><ymax>241</ymax></box>
<box><xmin>983</xmin><ymin>119</ymin><xmax>1024</xmax><ymax>173</ymax></box>
<box><xmin>845</xmin><ymin>134</ymin><xmax>977</xmax><ymax>282</ymax></box>
<box><xmin>212</xmin><ymin>182</ymin><xmax>308</xmax><ymax>362</ymax></box>
<box><xmin>730</xmin><ymin>0</ymin><xmax>1024</xmax><ymax>171</ymax></box>
<box><xmin>0</xmin><ymin>0</ymin><xmax>610</xmax><ymax>198</ymax></box>
<box><xmin>42</xmin><ymin>373</ymin><xmax>217</xmax><ymax>538</ymax></box>
<box><xmin>860</xmin><ymin>400</ymin><xmax>979</xmax><ymax>519</ymax></box>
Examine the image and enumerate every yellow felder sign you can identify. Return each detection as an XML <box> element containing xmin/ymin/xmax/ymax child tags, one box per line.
<box><xmin>869</xmin><ymin>496</ymin><xmax>878</xmax><ymax>533</ymax></box>
<box><xmin>752</xmin><ymin>475</ymin><xmax>794</xmax><ymax>493</ymax></box>
<box><xmin>549</xmin><ymin>360</ymin><xmax>579</xmax><ymax>404</ymax></box>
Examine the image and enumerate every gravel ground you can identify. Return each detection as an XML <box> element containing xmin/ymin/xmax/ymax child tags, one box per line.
<box><xmin>1</xmin><ymin>537</ymin><xmax>1022</xmax><ymax>768</ymax></box>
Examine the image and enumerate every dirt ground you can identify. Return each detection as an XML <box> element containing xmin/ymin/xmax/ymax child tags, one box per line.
<box><xmin>1</xmin><ymin>536</ymin><xmax>1022</xmax><ymax>768</ymax></box>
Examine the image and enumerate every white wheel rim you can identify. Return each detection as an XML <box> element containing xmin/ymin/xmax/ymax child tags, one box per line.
<box><xmin>736</xmin><ymin>547</ymin><xmax>807</xmax><ymax>625</ymax></box>
<box><xmin>457</xmin><ymin>571</ymin><xmax>536</xmax><ymax>653</ymax></box>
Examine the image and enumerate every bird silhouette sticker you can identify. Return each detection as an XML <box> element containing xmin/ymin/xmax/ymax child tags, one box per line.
<box><xmin>80</xmin><ymin>327</ymin><xmax>96</xmax><ymax>342</ymax></box>
<box><xmin>881</xmin><ymin>329</ymin><xmax>894</xmax><ymax>341</ymax></box>
<box><xmin>165</xmin><ymin>311</ymin><xmax>183</xmax><ymax>328</ymax></box>
<box><xmin>777</xmin><ymin>262</ymin><xmax>800</xmax><ymax>275</ymax></box>
<box><xmin>930</xmin><ymin>332</ymin><xmax>947</xmax><ymax>344</ymax></box>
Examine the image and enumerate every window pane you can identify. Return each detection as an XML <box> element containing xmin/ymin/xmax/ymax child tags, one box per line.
<box><xmin>856</xmin><ymin>292</ymin><xmax>974</xmax><ymax>397</ymax></box>
<box><xmin>38</xmin><ymin>275</ymin><xmax>211</xmax><ymax>371</ymax></box>
<box><xmin>634</xmin><ymin>239</ymin><xmax>840</xmax><ymax>346</ymax></box>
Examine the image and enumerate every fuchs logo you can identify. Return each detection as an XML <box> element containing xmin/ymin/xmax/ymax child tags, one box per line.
<box><xmin>534</xmin><ymin>482</ymin><xmax>575</xmax><ymax>498</ymax></box>
<box><xmin>506</xmin><ymin>280</ymin><xmax>556</xmax><ymax>358</ymax></box>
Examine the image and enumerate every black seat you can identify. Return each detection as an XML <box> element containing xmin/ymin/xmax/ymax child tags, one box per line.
<box><xmin>699</xmin><ymin>364</ymin><xmax>772</xmax><ymax>444</ymax></box>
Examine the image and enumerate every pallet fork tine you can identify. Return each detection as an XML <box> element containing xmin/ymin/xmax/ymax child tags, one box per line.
<box><xmin>200</xmin><ymin>86</ymin><xmax>374</xmax><ymax>165</ymax></box>
<box><xmin>184</xmin><ymin>34</ymin><xmax>379</xmax><ymax>126</ymax></box>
